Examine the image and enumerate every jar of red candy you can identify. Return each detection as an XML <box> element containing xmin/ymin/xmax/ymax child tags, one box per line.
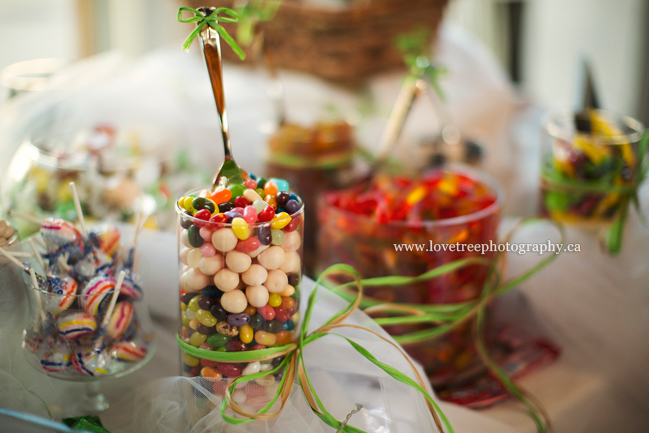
<box><xmin>266</xmin><ymin>121</ymin><xmax>356</xmax><ymax>276</ymax></box>
<box><xmin>317</xmin><ymin>166</ymin><xmax>503</xmax><ymax>385</ymax></box>
<box><xmin>176</xmin><ymin>180</ymin><xmax>303</xmax><ymax>382</ymax></box>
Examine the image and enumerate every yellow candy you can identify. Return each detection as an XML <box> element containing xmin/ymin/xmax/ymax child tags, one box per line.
<box><xmin>196</xmin><ymin>309</ymin><xmax>217</xmax><ymax>327</ymax></box>
<box><xmin>232</xmin><ymin>217</ymin><xmax>250</xmax><ymax>240</ymax></box>
<box><xmin>189</xmin><ymin>318</ymin><xmax>200</xmax><ymax>330</ymax></box>
<box><xmin>270</xmin><ymin>212</ymin><xmax>291</xmax><ymax>230</ymax></box>
<box><xmin>255</xmin><ymin>330</ymin><xmax>276</xmax><ymax>346</ymax></box>
<box><xmin>279</xmin><ymin>285</ymin><xmax>295</xmax><ymax>297</ymax></box>
<box><xmin>240</xmin><ymin>324</ymin><xmax>253</xmax><ymax>344</ymax></box>
<box><xmin>181</xmin><ymin>315</ymin><xmax>191</xmax><ymax>328</ymax></box>
<box><xmin>183</xmin><ymin>196</ymin><xmax>195</xmax><ymax>213</ymax></box>
<box><xmin>190</xmin><ymin>331</ymin><xmax>207</xmax><ymax>347</ymax></box>
<box><xmin>406</xmin><ymin>185</ymin><xmax>427</xmax><ymax>206</ymax></box>
<box><xmin>268</xmin><ymin>293</ymin><xmax>282</xmax><ymax>307</ymax></box>
<box><xmin>178</xmin><ymin>196</ymin><xmax>188</xmax><ymax>210</ymax></box>
<box><xmin>188</xmin><ymin>297</ymin><xmax>200</xmax><ymax>312</ymax></box>
<box><xmin>183</xmin><ymin>352</ymin><xmax>200</xmax><ymax>367</ymax></box>
<box><xmin>180</xmin><ymin>302</ymin><xmax>188</xmax><ymax>311</ymax></box>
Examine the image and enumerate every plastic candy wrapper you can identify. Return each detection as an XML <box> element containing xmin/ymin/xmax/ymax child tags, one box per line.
<box><xmin>318</xmin><ymin>166</ymin><xmax>503</xmax><ymax>385</ymax></box>
<box><xmin>266</xmin><ymin>121</ymin><xmax>356</xmax><ymax>275</ymax></box>
<box><xmin>177</xmin><ymin>178</ymin><xmax>304</xmax><ymax>384</ymax></box>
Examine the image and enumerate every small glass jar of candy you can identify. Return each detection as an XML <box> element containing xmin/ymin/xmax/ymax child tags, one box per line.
<box><xmin>317</xmin><ymin>167</ymin><xmax>503</xmax><ymax>385</ymax></box>
<box><xmin>265</xmin><ymin>121</ymin><xmax>356</xmax><ymax>276</ymax></box>
<box><xmin>540</xmin><ymin>110</ymin><xmax>645</xmax><ymax>224</ymax></box>
<box><xmin>176</xmin><ymin>180</ymin><xmax>303</xmax><ymax>384</ymax></box>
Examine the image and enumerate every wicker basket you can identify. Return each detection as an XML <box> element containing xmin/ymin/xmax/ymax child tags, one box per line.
<box><xmin>187</xmin><ymin>0</ymin><xmax>449</xmax><ymax>86</ymax></box>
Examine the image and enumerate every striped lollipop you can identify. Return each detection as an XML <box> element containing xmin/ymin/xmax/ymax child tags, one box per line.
<box><xmin>82</xmin><ymin>275</ymin><xmax>116</xmax><ymax>315</ymax></box>
<box><xmin>40</xmin><ymin>342</ymin><xmax>72</xmax><ymax>373</ymax></box>
<box><xmin>43</xmin><ymin>276</ymin><xmax>78</xmax><ymax>314</ymax></box>
<box><xmin>41</xmin><ymin>218</ymin><xmax>82</xmax><ymax>250</ymax></box>
<box><xmin>110</xmin><ymin>341</ymin><xmax>148</xmax><ymax>362</ymax></box>
<box><xmin>71</xmin><ymin>349</ymin><xmax>110</xmax><ymax>376</ymax></box>
<box><xmin>56</xmin><ymin>312</ymin><xmax>97</xmax><ymax>340</ymax></box>
<box><xmin>106</xmin><ymin>302</ymin><xmax>134</xmax><ymax>340</ymax></box>
<box><xmin>119</xmin><ymin>276</ymin><xmax>143</xmax><ymax>301</ymax></box>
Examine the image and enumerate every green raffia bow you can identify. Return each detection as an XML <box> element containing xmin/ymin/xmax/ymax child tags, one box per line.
<box><xmin>63</xmin><ymin>415</ymin><xmax>110</xmax><ymax>433</ymax></box>
<box><xmin>394</xmin><ymin>26</ymin><xmax>447</xmax><ymax>100</ymax></box>
<box><xmin>235</xmin><ymin>1</ymin><xmax>281</xmax><ymax>46</ymax></box>
<box><xmin>178</xmin><ymin>218</ymin><xmax>564</xmax><ymax>433</ymax></box>
<box><xmin>542</xmin><ymin>130</ymin><xmax>649</xmax><ymax>255</ymax></box>
<box><xmin>178</xmin><ymin>7</ymin><xmax>246</xmax><ymax>60</ymax></box>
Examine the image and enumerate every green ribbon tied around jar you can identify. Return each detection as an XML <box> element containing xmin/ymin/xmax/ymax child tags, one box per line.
<box><xmin>178</xmin><ymin>218</ymin><xmax>564</xmax><ymax>433</ymax></box>
<box><xmin>541</xmin><ymin>130</ymin><xmax>649</xmax><ymax>255</ymax></box>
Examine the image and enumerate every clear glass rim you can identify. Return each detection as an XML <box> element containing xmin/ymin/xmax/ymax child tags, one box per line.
<box><xmin>542</xmin><ymin>109</ymin><xmax>645</xmax><ymax>144</ymax></box>
<box><xmin>175</xmin><ymin>186</ymin><xmax>305</xmax><ymax>227</ymax></box>
<box><xmin>321</xmin><ymin>163</ymin><xmax>504</xmax><ymax>228</ymax></box>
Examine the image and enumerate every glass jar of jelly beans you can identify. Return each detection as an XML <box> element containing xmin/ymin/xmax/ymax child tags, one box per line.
<box><xmin>176</xmin><ymin>184</ymin><xmax>303</xmax><ymax>384</ymax></box>
<box><xmin>317</xmin><ymin>166</ymin><xmax>503</xmax><ymax>387</ymax></box>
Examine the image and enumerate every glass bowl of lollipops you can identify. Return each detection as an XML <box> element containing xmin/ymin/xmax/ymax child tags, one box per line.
<box><xmin>2</xmin><ymin>189</ymin><xmax>156</xmax><ymax>413</ymax></box>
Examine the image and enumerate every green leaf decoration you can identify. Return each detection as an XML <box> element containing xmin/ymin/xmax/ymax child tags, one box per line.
<box><xmin>177</xmin><ymin>7</ymin><xmax>246</xmax><ymax>60</ymax></box>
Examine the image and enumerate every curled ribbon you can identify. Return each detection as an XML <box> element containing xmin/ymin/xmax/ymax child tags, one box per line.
<box><xmin>178</xmin><ymin>6</ymin><xmax>246</xmax><ymax>59</ymax></box>
<box><xmin>178</xmin><ymin>218</ymin><xmax>564</xmax><ymax>433</ymax></box>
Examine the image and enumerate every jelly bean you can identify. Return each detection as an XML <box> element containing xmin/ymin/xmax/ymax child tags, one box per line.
<box><xmin>256</xmin><ymin>226</ymin><xmax>272</xmax><ymax>245</ymax></box>
<box><xmin>283</xmin><ymin>216</ymin><xmax>300</xmax><ymax>232</ymax></box>
<box><xmin>279</xmin><ymin>284</ymin><xmax>295</xmax><ymax>297</ymax></box>
<box><xmin>285</xmin><ymin>199</ymin><xmax>300</xmax><ymax>214</ymax></box>
<box><xmin>257</xmin><ymin>177</ymin><xmax>267</xmax><ymax>189</ymax></box>
<box><xmin>239</xmin><ymin>324</ymin><xmax>254</xmax><ymax>344</ymax></box>
<box><xmin>282</xmin><ymin>319</ymin><xmax>295</xmax><ymax>331</ymax></box>
<box><xmin>210</xmin><ymin>187</ymin><xmax>232</xmax><ymax>204</ymax></box>
<box><xmin>199</xmin><ymin>255</ymin><xmax>224</xmax><ymax>275</ymax></box>
<box><xmin>257</xmin><ymin>206</ymin><xmax>275</xmax><ymax>222</ymax></box>
<box><xmin>276</xmin><ymin>191</ymin><xmax>290</xmax><ymax>207</ymax></box>
<box><xmin>275</xmin><ymin>331</ymin><xmax>291</xmax><ymax>345</ymax></box>
<box><xmin>252</xmin><ymin>199</ymin><xmax>267</xmax><ymax>213</ymax></box>
<box><xmin>183</xmin><ymin>352</ymin><xmax>200</xmax><ymax>367</ymax></box>
<box><xmin>243</xmin><ymin>206</ymin><xmax>258</xmax><ymax>224</ymax></box>
<box><xmin>266</xmin><ymin>319</ymin><xmax>283</xmax><ymax>333</ymax></box>
<box><xmin>218</xmin><ymin>363</ymin><xmax>241</xmax><ymax>378</ymax></box>
<box><xmin>244</xmin><ymin>189</ymin><xmax>263</xmax><ymax>205</ymax></box>
<box><xmin>268</xmin><ymin>294</ymin><xmax>282</xmax><ymax>308</ymax></box>
<box><xmin>193</xmin><ymin>209</ymin><xmax>211</xmax><ymax>227</ymax></box>
<box><xmin>183</xmin><ymin>197</ymin><xmax>196</xmax><ymax>213</ymax></box>
<box><xmin>226</xmin><ymin>339</ymin><xmax>248</xmax><ymax>352</ymax></box>
<box><xmin>197</xmin><ymin>309</ymin><xmax>217</xmax><ymax>327</ymax></box>
<box><xmin>255</xmin><ymin>330</ymin><xmax>276</xmax><ymax>346</ymax></box>
<box><xmin>224</xmin><ymin>211</ymin><xmax>244</xmax><ymax>223</ymax></box>
<box><xmin>242</xmin><ymin>361</ymin><xmax>261</xmax><ymax>376</ymax></box>
<box><xmin>188</xmin><ymin>226</ymin><xmax>204</xmax><ymax>248</ymax></box>
<box><xmin>288</xmin><ymin>304</ymin><xmax>299</xmax><ymax>317</ymax></box>
<box><xmin>276</xmin><ymin>207</ymin><xmax>287</xmax><ymax>214</ymax></box>
<box><xmin>249</xmin><ymin>314</ymin><xmax>264</xmax><ymax>330</ymax></box>
<box><xmin>210</xmin><ymin>304</ymin><xmax>227</xmax><ymax>321</ymax></box>
<box><xmin>207</xmin><ymin>213</ymin><xmax>228</xmax><ymax>230</ymax></box>
<box><xmin>289</xmin><ymin>193</ymin><xmax>298</xmax><ymax>201</ymax></box>
<box><xmin>207</xmin><ymin>333</ymin><xmax>229</xmax><ymax>348</ymax></box>
<box><xmin>218</xmin><ymin>202</ymin><xmax>234</xmax><ymax>213</ymax></box>
<box><xmin>270</xmin><ymin>178</ymin><xmax>289</xmax><ymax>192</ymax></box>
<box><xmin>234</xmin><ymin>196</ymin><xmax>248</xmax><ymax>208</ymax></box>
<box><xmin>244</xmin><ymin>306</ymin><xmax>256</xmax><ymax>316</ymax></box>
<box><xmin>180</xmin><ymin>212</ymin><xmax>193</xmax><ymax>230</ymax></box>
<box><xmin>260</xmin><ymin>363</ymin><xmax>274</xmax><ymax>372</ymax></box>
<box><xmin>281</xmin><ymin>296</ymin><xmax>295</xmax><ymax>310</ymax></box>
<box><xmin>245</xmin><ymin>285</ymin><xmax>270</xmax><ymax>308</ymax></box>
<box><xmin>182</xmin><ymin>292</ymin><xmax>199</xmax><ymax>304</ymax></box>
<box><xmin>272</xmin><ymin>356</ymin><xmax>285</xmax><ymax>368</ymax></box>
<box><xmin>181</xmin><ymin>315</ymin><xmax>191</xmax><ymax>327</ymax></box>
<box><xmin>185</xmin><ymin>309</ymin><xmax>197</xmax><ymax>320</ymax></box>
<box><xmin>202</xmin><ymin>286</ymin><xmax>222</xmax><ymax>298</ymax></box>
<box><xmin>265</xmin><ymin>196</ymin><xmax>278</xmax><ymax>209</ymax></box>
<box><xmin>288</xmin><ymin>273</ymin><xmax>300</xmax><ymax>287</ymax></box>
<box><xmin>251</xmin><ymin>344</ymin><xmax>266</xmax><ymax>351</ymax></box>
<box><xmin>180</xmin><ymin>302</ymin><xmax>188</xmax><ymax>311</ymax></box>
<box><xmin>248</xmin><ymin>243</ymin><xmax>270</xmax><ymax>258</ymax></box>
<box><xmin>220</xmin><ymin>290</ymin><xmax>248</xmax><ymax>313</ymax></box>
<box><xmin>188</xmin><ymin>297</ymin><xmax>201</xmax><ymax>311</ymax></box>
<box><xmin>200</xmin><ymin>343</ymin><xmax>216</xmax><ymax>352</ymax></box>
<box><xmin>225</xmin><ymin>250</ymin><xmax>252</xmax><ymax>273</ymax></box>
<box><xmin>187</xmin><ymin>249</ymin><xmax>202</xmax><ymax>268</ymax></box>
<box><xmin>258</xmin><ymin>246</ymin><xmax>285</xmax><ymax>270</ymax></box>
<box><xmin>274</xmin><ymin>306</ymin><xmax>290</xmax><ymax>322</ymax></box>
<box><xmin>228</xmin><ymin>184</ymin><xmax>246</xmax><ymax>200</ymax></box>
<box><xmin>270</xmin><ymin>213</ymin><xmax>291</xmax><ymax>230</ymax></box>
<box><xmin>189</xmin><ymin>318</ymin><xmax>200</xmax><ymax>330</ymax></box>
<box><xmin>201</xmin><ymin>366</ymin><xmax>222</xmax><ymax>381</ymax></box>
<box><xmin>264</xmin><ymin>181</ymin><xmax>278</xmax><ymax>197</ymax></box>
<box><xmin>257</xmin><ymin>304</ymin><xmax>275</xmax><ymax>321</ymax></box>
<box><xmin>190</xmin><ymin>331</ymin><xmax>207</xmax><ymax>346</ymax></box>
<box><xmin>227</xmin><ymin>313</ymin><xmax>250</xmax><ymax>327</ymax></box>
<box><xmin>197</xmin><ymin>323</ymin><xmax>217</xmax><ymax>335</ymax></box>
<box><xmin>200</xmin><ymin>242</ymin><xmax>217</xmax><ymax>257</ymax></box>
<box><xmin>232</xmin><ymin>218</ymin><xmax>250</xmax><ymax>240</ymax></box>
<box><xmin>193</xmin><ymin>197</ymin><xmax>217</xmax><ymax>213</ymax></box>
<box><xmin>215</xmin><ymin>321</ymin><xmax>239</xmax><ymax>337</ymax></box>
<box><xmin>242</xmin><ymin>264</ymin><xmax>268</xmax><ymax>286</ymax></box>
<box><xmin>243</xmin><ymin>179</ymin><xmax>257</xmax><ymax>189</ymax></box>
<box><xmin>198</xmin><ymin>296</ymin><xmax>218</xmax><ymax>311</ymax></box>
<box><xmin>236</xmin><ymin>237</ymin><xmax>260</xmax><ymax>253</ymax></box>
<box><xmin>212</xmin><ymin>228</ymin><xmax>238</xmax><ymax>252</ymax></box>
<box><xmin>270</xmin><ymin>229</ymin><xmax>285</xmax><ymax>245</ymax></box>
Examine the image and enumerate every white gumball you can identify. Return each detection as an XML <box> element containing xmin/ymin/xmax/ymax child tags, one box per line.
<box><xmin>279</xmin><ymin>251</ymin><xmax>301</xmax><ymax>274</ymax></box>
<box><xmin>264</xmin><ymin>269</ymin><xmax>288</xmax><ymax>294</ymax></box>
<box><xmin>280</xmin><ymin>231</ymin><xmax>301</xmax><ymax>252</ymax></box>
<box><xmin>199</xmin><ymin>254</ymin><xmax>224</xmax><ymax>275</ymax></box>
<box><xmin>213</xmin><ymin>268</ymin><xmax>239</xmax><ymax>292</ymax></box>
<box><xmin>257</xmin><ymin>246</ymin><xmax>285</xmax><ymax>270</ymax></box>
<box><xmin>181</xmin><ymin>230</ymin><xmax>192</xmax><ymax>248</ymax></box>
<box><xmin>225</xmin><ymin>251</ymin><xmax>252</xmax><ymax>273</ymax></box>
<box><xmin>212</xmin><ymin>228</ymin><xmax>238</xmax><ymax>252</ymax></box>
<box><xmin>220</xmin><ymin>290</ymin><xmax>247</xmax><ymax>313</ymax></box>
<box><xmin>245</xmin><ymin>285</ymin><xmax>269</xmax><ymax>308</ymax></box>
<box><xmin>187</xmin><ymin>248</ymin><xmax>203</xmax><ymax>269</ymax></box>
<box><xmin>242</xmin><ymin>264</ymin><xmax>268</xmax><ymax>286</ymax></box>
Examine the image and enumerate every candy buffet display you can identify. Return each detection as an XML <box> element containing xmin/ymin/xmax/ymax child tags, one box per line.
<box><xmin>2</xmin><ymin>213</ymin><xmax>155</xmax><ymax>381</ymax></box>
<box><xmin>317</xmin><ymin>167</ymin><xmax>502</xmax><ymax>382</ymax></box>
<box><xmin>5</xmin><ymin>125</ymin><xmax>177</xmax><ymax>236</ymax></box>
<box><xmin>540</xmin><ymin>109</ymin><xmax>645</xmax><ymax>225</ymax></box>
<box><xmin>266</xmin><ymin>120</ymin><xmax>356</xmax><ymax>275</ymax></box>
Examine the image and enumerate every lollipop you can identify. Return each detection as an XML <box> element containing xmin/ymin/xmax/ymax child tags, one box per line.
<box><xmin>110</xmin><ymin>341</ymin><xmax>148</xmax><ymax>362</ymax></box>
<box><xmin>40</xmin><ymin>342</ymin><xmax>72</xmax><ymax>373</ymax></box>
<box><xmin>106</xmin><ymin>301</ymin><xmax>134</xmax><ymax>340</ymax></box>
<box><xmin>41</xmin><ymin>219</ymin><xmax>83</xmax><ymax>251</ymax></box>
<box><xmin>71</xmin><ymin>348</ymin><xmax>110</xmax><ymax>376</ymax></box>
<box><xmin>81</xmin><ymin>275</ymin><xmax>116</xmax><ymax>315</ymax></box>
<box><xmin>119</xmin><ymin>277</ymin><xmax>143</xmax><ymax>301</ymax></box>
<box><xmin>56</xmin><ymin>312</ymin><xmax>97</xmax><ymax>340</ymax></box>
<box><xmin>43</xmin><ymin>276</ymin><xmax>78</xmax><ymax>314</ymax></box>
